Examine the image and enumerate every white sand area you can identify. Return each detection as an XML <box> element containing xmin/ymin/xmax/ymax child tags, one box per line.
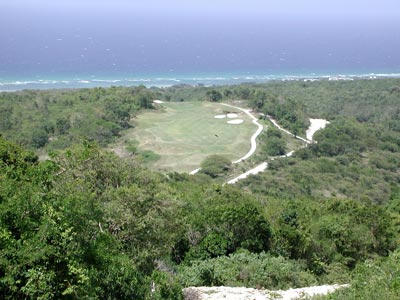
<box><xmin>227</xmin><ymin>113</ymin><xmax>238</xmax><ymax>118</ymax></box>
<box><xmin>226</xmin><ymin>116</ymin><xmax>330</xmax><ymax>184</ymax></box>
<box><xmin>184</xmin><ymin>284</ymin><xmax>349</xmax><ymax>300</ymax></box>
<box><xmin>306</xmin><ymin>119</ymin><xmax>330</xmax><ymax>140</ymax></box>
<box><xmin>153</xmin><ymin>100</ymin><xmax>164</xmax><ymax>104</ymax></box>
<box><xmin>214</xmin><ymin>114</ymin><xmax>226</xmax><ymax>119</ymax></box>
<box><xmin>227</xmin><ymin>119</ymin><xmax>244</xmax><ymax>124</ymax></box>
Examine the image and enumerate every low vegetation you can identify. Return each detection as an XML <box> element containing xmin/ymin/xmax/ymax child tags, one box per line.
<box><xmin>1</xmin><ymin>78</ymin><xmax>399</xmax><ymax>299</ymax></box>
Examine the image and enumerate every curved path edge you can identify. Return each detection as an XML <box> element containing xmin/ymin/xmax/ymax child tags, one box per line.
<box><xmin>226</xmin><ymin>116</ymin><xmax>329</xmax><ymax>184</ymax></box>
<box><xmin>221</xmin><ymin>103</ymin><xmax>264</xmax><ymax>163</ymax></box>
<box><xmin>190</xmin><ymin>103</ymin><xmax>264</xmax><ymax>174</ymax></box>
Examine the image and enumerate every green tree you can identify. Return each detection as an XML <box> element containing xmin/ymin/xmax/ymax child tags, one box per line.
<box><xmin>206</xmin><ymin>90</ymin><xmax>222</xmax><ymax>102</ymax></box>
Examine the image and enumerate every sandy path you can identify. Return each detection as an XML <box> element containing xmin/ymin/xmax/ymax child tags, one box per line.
<box><xmin>226</xmin><ymin>116</ymin><xmax>329</xmax><ymax>184</ymax></box>
<box><xmin>184</xmin><ymin>284</ymin><xmax>349</xmax><ymax>300</ymax></box>
<box><xmin>266</xmin><ymin>115</ymin><xmax>310</xmax><ymax>143</ymax></box>
<box><xmin>189</xmin><ymin>168</ymin><xmax>201</xmax><ymax>175</ymax></box>
<box><xmin>227</xmin><ymin>162</ymin><xmax>268</xmax><ymax>184</ymax></box>
<box><xmin>221</xmin><ymin>103</ymin><xmax>264</xmax><ymax>163</ymax></box>
<box><xmin>190</xmin><ymin>104</ymin><xmax>329</xmax><ymax>179</ymax></box>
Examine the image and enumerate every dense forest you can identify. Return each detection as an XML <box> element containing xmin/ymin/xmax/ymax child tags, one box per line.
<box><xmin>1</xmin><ymin>78</ymin><xmax>399</xmax><ymax>299</ymax></box>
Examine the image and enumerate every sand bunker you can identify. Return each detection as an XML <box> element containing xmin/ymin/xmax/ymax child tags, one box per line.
<box><xmin>153</xmin><ymin>100</ymin><xmax>164</xmax><ymax>104</ymax></box>
<box><xmin>227</xmin><ymin>119</ymin><xmax>244</xmax><ymax>125</ymax></box>
<box><xmin>306</xmin><ymin>119</ymin><xmax>330</xmax><ymax>141</ymax></box>
<box><xmin>214</xmin><ymin>114</ymin><xmax>226</xmax><ymax>119</ymax></box>
<box><xmin>227</xmin><ymin>113</ymin><xmax>239</xmax><ymax>118</ymax></box>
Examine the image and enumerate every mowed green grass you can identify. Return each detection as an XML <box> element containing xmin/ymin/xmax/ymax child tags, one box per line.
<box><xmin>126</xmin><ymin>101</ymin><xmax>256</xmax><ymax>172</ymax></box>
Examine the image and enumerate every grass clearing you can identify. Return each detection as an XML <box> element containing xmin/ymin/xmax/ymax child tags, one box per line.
<box><xmin>116</xmin><ymin>101</ymin><xmax>256</xmax><ymax>172</ymax></box>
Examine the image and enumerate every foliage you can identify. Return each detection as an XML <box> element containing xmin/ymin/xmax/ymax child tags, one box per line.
<box><xmin>327</xmin><ymin>249</ymin><xmax>400</xmax><ymax>300</ymax></box>
<box><xmin>182</xmin><ymin>203</ymin><xmax>272</xmax><ymax>262</ymax></box>
<box><xmin>241</xmin><ymin>116</ymin><xmax>399</xmax><ymax>203</ymax></box>
<box><xmin>0</xmin><ymin>86</ymin><xmax>156</xmax><ymax>150</ymax></box>
<box><xmin>206</xmin><ymin>89</ymin><xmax>223</xmax><ymax>102</ymax></box>
<box><xmin>178</xmin><ymin>250</ymin><xmax>317</xmax><ymax>289</ymax></box>
<box><xmin>257</xmin><ymin>127</ymin><xmax>287</xmax><ymax>156</ymax></box>
<box><xmin>147</xmin><ymin>271</ymin><xmax>183</xmax><ymax>300</ymax></box>
<box><xmin>199</xmin><ymin>154</ymin><xmax>232</xmax><ymax>178</ymax></box>
<box><xmin>0</xmin><ymin>137</ymin><xmax>181</xmax><ymax>299</ymax></box>
<box><xmin>265</xmin><ymin>197</ymin><xmax>396</xmax><ymax>274</ymax></box>
<box><xmin>1</xmin><ymin>78</ymin><xmax>400</xmax><ymax>297</ymax></box>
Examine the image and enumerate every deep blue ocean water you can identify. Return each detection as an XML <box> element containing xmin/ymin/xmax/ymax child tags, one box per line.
<box><xmin>1</xmin><ymin>10</ymin><xmax>400</xmax><ymax>90</ymax></box>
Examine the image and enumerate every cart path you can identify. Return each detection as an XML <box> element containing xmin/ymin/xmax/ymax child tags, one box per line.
<box><xmin>189</xmin><ymin>103</ymin><xmax>264</xmax><ymax>174</ymax></box>
<box><xmin>226</xmin><ymin>114</ymin><xmax>329</xmax><ymax>184</ymax></box>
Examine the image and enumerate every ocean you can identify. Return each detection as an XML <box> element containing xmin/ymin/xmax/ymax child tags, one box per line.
<box><xmin>1</xmin><ymin>11</ymin><xmax>400</xmax><ymax>90</ymax></box>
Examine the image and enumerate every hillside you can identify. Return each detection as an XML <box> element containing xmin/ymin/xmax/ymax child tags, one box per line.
<box><xmin>1</xmin><ymin>78</ymin><xmax>399</xmax><ymax>299</ymax></box>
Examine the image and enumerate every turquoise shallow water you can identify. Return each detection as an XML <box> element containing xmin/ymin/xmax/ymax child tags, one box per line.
<box><xmin>1</xmin><ymin>70</ymin><xmax>400</xmax><ymax>91</ymax></box>
<box><xmin>1</xmin><ymin>10</ymin><xmax>399</xmax><ymax>91</ymax></box>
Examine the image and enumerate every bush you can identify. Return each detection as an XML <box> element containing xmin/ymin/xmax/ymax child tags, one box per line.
<box><xmin>147</xmin><ymin>271</ymin><xmax>183</xmax><ymax>300</ymax></box>
<box><xmin>178</xmin><ymin>251</ymin><xmax>317</xmax><ymax>289</ymax></box>
<box><xmin>329</xmin><ymin>250</ymin><xmax>400</xmax><ymax>300</ymax></box>
<box><xmin>200</xmin><ymin>155</ymin><xmax>232</xmax><ymax>178</ymax></box>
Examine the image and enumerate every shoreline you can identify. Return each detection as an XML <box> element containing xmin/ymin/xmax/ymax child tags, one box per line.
<box><xmin>1</xmin><ymin>72</ymin><xmax>400</xmax><ymax>92</ymax></box>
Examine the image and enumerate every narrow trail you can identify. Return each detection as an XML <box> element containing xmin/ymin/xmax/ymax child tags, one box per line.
<box><xmin>227</xmin><ymin>162</ymin><xmax>268</xmax><ymax>184</ymax></box>
<box><xmin>265</xmin><ymin>115</ymin><xmax>310</xmax><ymax>144</ymax></box>
<box><xmin>226</xmin><ymin>115</ymin><xmax>329</xmax><ymax>185</ymax></box>
<box><xmin>189</xmin><ymin>103</ymin><xmax>329</xmax><ymax>182</ymax></box>
<box><xmin>221</xmin><ymin>103</ymin><xmax>264</xmax><ymax>163</ymax></box>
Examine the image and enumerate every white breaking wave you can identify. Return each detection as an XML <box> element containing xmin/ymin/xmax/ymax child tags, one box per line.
<box><xmin>1</xmin><ymin>73</ymin><xmax>400</xmax><ymax>91</ymax></box>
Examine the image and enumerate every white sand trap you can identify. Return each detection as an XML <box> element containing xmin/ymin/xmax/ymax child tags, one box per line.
<box><xmin>227</xmin><ymin>113</ymin><xmax>239</xmax><ymax>118</ymax></box>
<box><xmin>227</xmin><ymin>119</ymin><xmax>244</xmax><ymax>125</ymax></box>
<box><xmin>306</xmin><ymin>119</ymin><xmax>330</xmax><ymax>140</ymax></box>
<box><xmin>153</xmin><ymin>100</ymin><xmax>164</xmax><ymax>104</ymax></box>
<box><xmin>214</xmin><ymin>114</ymin><xmax>226</xmax><ymax>119</ymax></box>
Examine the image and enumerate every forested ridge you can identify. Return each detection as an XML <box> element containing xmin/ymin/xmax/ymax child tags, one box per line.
<box><xmin>0</xmin><ymin>86</ymin><xmax>156</xmax><ymax>152</ymax></box>
<box><xmin>1</xmin><ymin>78</ymin><xmax>400</xmax><ymax>299</ymax></box>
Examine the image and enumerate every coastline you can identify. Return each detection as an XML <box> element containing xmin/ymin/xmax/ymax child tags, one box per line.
<box><xmin>1</xmin><ymin>71</ymin><xmax>400</xmax><ymax>92</ymax></box>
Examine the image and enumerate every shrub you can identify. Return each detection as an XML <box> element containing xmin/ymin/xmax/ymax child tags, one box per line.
<box><xmin>200</xmin><ymin>155</ymin><xmax>232</xmax><ymax>178</ymax></box>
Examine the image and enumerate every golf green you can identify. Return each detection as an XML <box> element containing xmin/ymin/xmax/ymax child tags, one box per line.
<box><xmin>126</xmin><ymin>101</ymin><xmax>257</xmax><ymax>172</ymax></box>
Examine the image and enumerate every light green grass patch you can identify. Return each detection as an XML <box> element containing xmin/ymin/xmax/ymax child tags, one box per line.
<box><xmin>122</xmin><ymin>101</ymin><xmax>256</xmax><ymax>172</ymax></box>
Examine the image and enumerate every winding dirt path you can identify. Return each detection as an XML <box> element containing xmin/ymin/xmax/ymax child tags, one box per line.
<box><xmin>221</xmin><ymin>103</ymin><xmax>264</xmax><ymax>163</ymax></box>
<box><xmin>190</xmin><ymin>103</ymin><xmax>329</xmax><ymax>181</ymax></box>
<box><xmin>227</xmin><ymin>162</ymin><xmax>268</xmax><ymax>184</ymax></box>
<box><xmin>226</xmin><ymin>115</ymin><xmax>329</xmax><ymax>184</ymax></box>
<box><xmin>265</xmin><ymin>115</ymin><xmax>310</xmax><ymax>144</ymax></box>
